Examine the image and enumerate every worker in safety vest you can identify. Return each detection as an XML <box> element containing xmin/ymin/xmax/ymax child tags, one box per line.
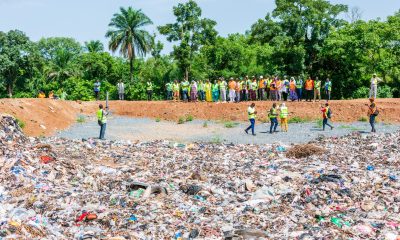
<box><xmin>276</xmin><ymin>78</ymin><xmax>282</xmax><ymax>101</ymax></box>
<box><xmin>367</xmin><ymin>97</ymin><xmax>378</xmax><ymax>132</ymax></box>
<box><xmin>97</xmin><ymin>104</ymin><xmax>109</xmax><ymax>140</ymax></box>
<box><xmin>369</xmin><ymin>74</ymin><xmax>382</xmax><ymax>99</ymax></box>
<box><xmin>265</xmin><ymin>76</ymin><xmax>272</xmax><ymax>100</ymax></box>
<box><xmin>324</xmin><ymin>78</ymin><xmax>332</xmax><ymax>101</ymax></box>
<box><xmin>146</xmin><ymin>81</ymin><xmax>153</xmax><ymax>101</ymax></box>
<box><xmin>268</xmin><ymin>103</ymin><xmax>279</xmax><ymax>134</ymax></box>
<box><xmin>279</xmin><ymin>103</ymin><xmax>289</xmax><ymax>132</ymax></box>
<box><xmin>165</xmin><ymin>81</ymin><xmax>173</xmax><ymax>100</ymax></box>
<box><xmin>172</xmin><ymin>80</ymin><xmax>180</xmax><ymax>102</ymax></box>
<box><xmin>240</xmin><ymin>78</ymin><xmax>247</xmax><ymax>101</ymax></box>
<box><xmin>245</xmin><ymin>103</ymin><xmax>257</xmax><ymax>136</ymax></box>
<box><xmin>295</xmin><ymin>77</ymin><xmax>303</xmax><ymax>101</ymax></box>
<box><xmin>197</xmin><ymin>80</ymin><xmax>205</xmax><ymax>102</ymax></box>
<box><xmin>219</xmin><ymin>78</ymin><xmax>228</xmax><ymax>102</ymax></box>
<box><xmin>314</xmin><ymin>77</ymin><xmax>322</xmax><ymax>102</ymax></box>
<box><xmin>258</xmin><ymin>76</ymin><xmax>265</xmax><ymax>100</ymax></box>
<box><xmin>181</xmin><ymin>79</ymin><xmax>190</xmax><ymax>102</ymax></box>
<box><xmin>305</xmin><ymin>77</ymin><xmax>314</xmax><ymax>102</ymax></box>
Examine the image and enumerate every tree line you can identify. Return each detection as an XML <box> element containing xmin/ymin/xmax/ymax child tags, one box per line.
<box><xmin>0</xmin><ymin>0</ymin><xmax>399</xmax><ymax>100</ymax></box>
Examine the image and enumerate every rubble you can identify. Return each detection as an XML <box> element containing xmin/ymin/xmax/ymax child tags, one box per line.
<box><xmin>0</xmin><ymin>114</ymin><xmax>400</xmax><ymax>239</ymax></box>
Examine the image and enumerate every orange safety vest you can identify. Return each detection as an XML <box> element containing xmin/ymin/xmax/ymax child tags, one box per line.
<box><xmin>276</xmin><ymin>80</ymin><xmax>282</xmax><ymax>89</ymax></box>
<box><xmin>289</xmin><ymin>82</ymin><xmax>296</xmax><ymax>90</ymax></box>
<box><xmin>305</xmin><ymin>80</ymin><xmax>314</xmax><ymax>90</ymax></box>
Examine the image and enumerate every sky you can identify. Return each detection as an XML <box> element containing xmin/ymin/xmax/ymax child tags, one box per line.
<box><xmin>1</xmin><ymin>0</ymin><xmax>399</xmax><ymax>54</ymax></box>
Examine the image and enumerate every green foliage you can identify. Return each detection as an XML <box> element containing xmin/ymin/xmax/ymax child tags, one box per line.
<box><xmin>177</xmin><ymin>117</ymin><xmax>185</xmax><ymax>124</ymax></box>
<box><xmin>203</xmin><ymin>121</ymin><xmax>208</xmax><ymax>128</ymax></box>
<box><xmin>358</xmin><ymin>116</ymin><xmax>368</xmax><ymax>122</ymax></box>
<box><xmin>1</xmin><ymin>5</ymin><xmax>400</xmax><ymax>100</ymax></box>
<box><xmin>210</xmin><ymin>135</ymin><xmax>222</xmax><ymax>144</ymax></box>
<box><xmin>315</xmin><ymin>119</ymin><xmax>323</xmax><ymax>128</ymax></box>
<box><xmin>106</xmin><ymin>7</ymin><xmax>153</xmax><ymax>81</ymax></box>
<box><xmin>288</xmin><ymin>116</ymin><xmax>310</xmax><ymax>123</ymax></box>
<box><xmin>76</xmin><ymin>115</ymin><xmax>86</xmax><ymax>123</ymax></box>
<box><xmin>378</xmin><ymin>85</ymin><xmax>394</xmax><ymax>98</ymax></box>
<box><xmin>224</xmin><ymin>121</ymin><xmax>239</xmax><ymax>128</ymax></box>
<box><xmin>186</xmin><ymin>114</ymin><xmax>194</xmax><ymax>122</ymax></box>
<box><xmin>155</xmin><ymin>117</ymin><xmax>161</xmax><ymax>122</ymax></box>
<box><xmin>352</xmin><ymin>87</ymin><xmax>370</xmax><ymax>99</ymax></box>
<box><xmin>16</xmin><ymin>118</ymin><xmax>25</xmax><ymax>129</ymax></box>
<box><xmin>158</xmin><ymin>0</ymin><xmax>217</xmax><ymax>81</ymax></box>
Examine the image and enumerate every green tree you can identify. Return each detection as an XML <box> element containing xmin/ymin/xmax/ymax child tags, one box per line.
<box><xmin>158</xmin><ymin>0</ymin><xmax>217</xmax><ymax>81</ymax></box>
<box><xmin>84</xmin><ymin>40</ymin><xmax>104</xmax><ymax>53</ymax></box>
<box><xmin>106</xmin><ymin>7</ymin><xmax>153</xmax><ymax>82</ymax></box>
<box><xmin>38</xmin><ymin>37</ymin><xmax>82</xmax><ymax>84</ymax></box>
<box><xmin>0</xmin><ymin>30</ymin><xmax>35</xmax><ymax>97</ymax></box>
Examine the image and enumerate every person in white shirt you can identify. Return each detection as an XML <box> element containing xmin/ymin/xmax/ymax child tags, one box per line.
<box><xmin>117</xmin><ymin>80</ymin><xmax>125</xmax><ymax>100</ymax></box>
<box><xmin>369</xmin><ymin>74</ymin><xmax>382</xmax><ymax>99</ymax></box>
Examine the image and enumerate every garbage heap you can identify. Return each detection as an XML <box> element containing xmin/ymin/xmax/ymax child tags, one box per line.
<box><xmin>0</xmin><ymin>114</ymin><xmax>399</xmax><ymax>240</ymax></box>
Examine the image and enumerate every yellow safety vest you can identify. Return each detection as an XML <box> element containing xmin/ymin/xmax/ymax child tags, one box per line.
<box><xmin>280</xmin><ymin>106</ymin><xmax>288</xmax><ymax>118</ymax></box>
<box><xmin>248</xmin><ymin>107</ymin><xmax>256</xmax><ymax>119</ymax></box>
<box><xmin>269</xmin><ymin>108</ymin><xmax>277</xmax><ymax>119</ymax></box>
<box><xmin>97</xmin><ymin>109</ymin><xmax>107</xmax><ymax>124</ymax></box>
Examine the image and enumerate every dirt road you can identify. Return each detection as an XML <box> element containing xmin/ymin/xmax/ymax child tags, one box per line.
<box><xmin>1</xmin><ymin>98</ymin><xmax>399</xmax><ymax>136</ymax></box>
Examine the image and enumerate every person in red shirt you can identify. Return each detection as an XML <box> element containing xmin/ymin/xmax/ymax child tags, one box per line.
<box><xmin>321</xmin><ymin>103</ymin><xmax>334</xmax><ymax>131</ymax></box>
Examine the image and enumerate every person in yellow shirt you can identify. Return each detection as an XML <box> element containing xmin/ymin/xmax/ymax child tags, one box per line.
<box><xmin>172</xmin><ymin>80</ymin><xmax>180</xmax><ymax>102</ymax></box>
<box><xmin>205</xmin><ymin>79</ymin><xmax>212</xmax><ymax>102</ymax></box>
<box><xmin>279</xmin><ymin>103</ymin><xmax>289</xmax><ymax>132</ymax></box>
<box><xmin>245</xmin><ymin>103</ymin><xmax>257</xmax><ymax>136</ymax></box>
<box><xmin>38</xmin><ymin>90</ymin><xmax>46</xmax><ymax>98</ymax></box>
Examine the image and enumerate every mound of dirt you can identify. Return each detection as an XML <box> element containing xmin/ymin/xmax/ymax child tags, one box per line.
<box><xmin>0</xmin><ymin>98</ymin><xmax>399</xmax><ymax>137</ymax></box>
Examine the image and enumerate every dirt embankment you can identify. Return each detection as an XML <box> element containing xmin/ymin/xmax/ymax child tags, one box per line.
<box><xmin>1</xmin><ymin>98</ymin><xmax>399</xmax><ymax>137</ymax></box>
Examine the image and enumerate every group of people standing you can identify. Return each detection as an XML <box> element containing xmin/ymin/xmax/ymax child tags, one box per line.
<box><xmin>164</xmin><ymin>76</ymin><xmax>332</xmax><ymax>103</ymax></box>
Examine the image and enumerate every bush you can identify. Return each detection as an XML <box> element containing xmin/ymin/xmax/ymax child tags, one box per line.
<box><xmin>155</xmin><ymin>117</ymin><xmax>161</xmax><ymax>122</ymax></box>
<box><xmin>203</xmin><ymin>121</ymin><xmax>208</xmax><ymax>128</ymax></box>
<box><xmin>315</xmin><ymin>119</ymin><xmax>323</xmax><ymax>128</ymax></box>
<box><xmin>378</xmin><ymin>85</ymin><xmax>394</xmax><ymax>98</ymax></box>
<box><xmin>186</xmin><ymin>115</ymin><xmax>194</xmax><ymax>122</ymax></box>
<box><xmin>352</xmin><ymin>86</ymin><xmax>370</xmax><ymax>99</ymax></box>
<box><xmin>177</xmin><ymin>117</ymin><xmax>185</xmax><ymax>124</ymax></box>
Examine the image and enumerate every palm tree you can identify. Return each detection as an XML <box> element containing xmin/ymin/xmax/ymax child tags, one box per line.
<box><xmin>84</xmin><ymin>40</ymin><xmax>104</xmax><ymax>53</ymax></box>
<box><xmin>106</xmin><ymin>7</ymin><xmax>153</xmax><ymax>81</ymax></box>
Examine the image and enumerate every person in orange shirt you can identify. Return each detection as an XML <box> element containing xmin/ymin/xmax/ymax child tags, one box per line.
<box><xmin>258</xmin><ymin>76</ymin><xmax>265</xmax><ymax>100</ymax></box>
<box><xmin>228</xmin><ymin>77</ymin><xmax>236</xmax><ymax>103</ymax></box>
<box><xmin>270</xmin><ymin>77</ymin><xmax>277</xmax><ymax>101</ymax></box>
<box><xmin>276</xmin><ymin>77</ymin><xmax>282</xmax><ymax>101</ymax></box>
<box><xmin>305</xmin><ymin>76</ymin><xmax>314</xmax><ymax>102</ymax></box>
<box><xmin>289</xmin><ymin>77</ymin><xmax>298</xmax><ymax>101</ymax></box>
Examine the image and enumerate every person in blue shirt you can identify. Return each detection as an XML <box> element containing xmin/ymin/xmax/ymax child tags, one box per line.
<box><xmin>94</xmin><ymin>80</ymin><xmax>101</xmax><ymax>100</ymax></box>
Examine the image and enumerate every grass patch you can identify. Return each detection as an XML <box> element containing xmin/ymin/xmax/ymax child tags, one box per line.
<box><xmin>288</xmin><ymin>116</ymin><xmax>309</xmax><ymax>124</ymax></box>
<box><xmin>315</xmin><ymin>119</ymin><xmax>323</xmax><ymax>128</ymax></box>
<box><xmin>203</xmin><ymin>121</ymin><xmax>208</xmax><ymax>128</ymax></box>
<box><xmin>358</xmin><ymin>116</ymin><xmax>368</xmax><ymax>122</ymax></box>
<box><xmin>339</xmin><ymin>125</ymin><xmax>362</xmax><ymax>131</ymax></box>
<box><xmin>16</xmin><ymin>118</ymin><xmax>25</xmax><ymax>129</ymax></box>
<box><xmin>177</xmin><ymin>117</ymin><xmax>185</xmax><ymax>124</ymax></box>
<box><xmin>210</xmin><ymin>135</ymin><xmax>222</xmax><ymax>144</ymax></box>
<box><xmin>76</xmin><ymin>115</ymin><xmax>86</xmax><ymax>123</ymax></box>
<box><xmin>224</xmin><ymin>121</ymin><xmax>239</xmax><ymax>128</ymax></box>
<box><xmin>155</xmin><ymin>117</ymin><xmax>161</xmax><ymax>122</ymax></box>
<box><xmin>185</xmin><ymin>114</ymin><xmax>194</xmax><ymax>122</ymax></box>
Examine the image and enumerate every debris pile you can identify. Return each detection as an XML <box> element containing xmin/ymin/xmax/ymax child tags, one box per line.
<box><xmin>0</xmin><ymin>115</ymin><xmax>399</xmax><ymax>239</ymax></box>
<box><xmin>286</xmin><ymin>144</ymin><xmax>326</xmax><ymax>159</ymax></box>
